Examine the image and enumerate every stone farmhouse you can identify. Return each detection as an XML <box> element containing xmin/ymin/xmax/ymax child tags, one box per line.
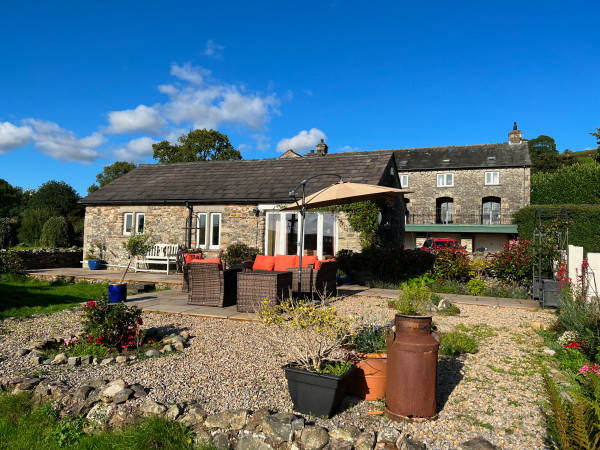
<box><xmin>395</xmin><ymin>124</ymin><xmax>530</xmax><ymax>252</ymax></box>
<box><xmin>80</xmin><ymin>151</ymin><xmax>406</xmax><ymax>267</ymax></box>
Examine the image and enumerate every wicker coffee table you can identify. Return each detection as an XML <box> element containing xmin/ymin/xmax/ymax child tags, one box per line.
<box><xmin>236</xmin><ymin>270</ymin><xmax>293</xmax><ymax>313</ymax></box>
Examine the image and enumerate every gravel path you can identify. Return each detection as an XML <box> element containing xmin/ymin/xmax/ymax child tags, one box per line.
<box><xmin>0</xmin><ymin>295</ymin><xmax>556</xmax><ymax>449</ymax></box>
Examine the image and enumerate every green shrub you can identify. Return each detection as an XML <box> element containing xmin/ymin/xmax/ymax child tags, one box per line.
<box><xmin>388</xmin><ymin>279</ymin><xmax>434</xmax><ymax>316</ymax></box>
<box><xmin>18</xmin><ymin>207</ymin><xmax>53</xmax><ymax>246</ymax></box>
<box><xmin>0</xmin><ymin>217</ymin><xmax>12</xmax><ymax>249</ymax></box>
<box><xmin>351</xmin><ymin>324</ymin><xmax>388</xmax><ymax>353</ymax></box>
<box><xmin>39</xmin><ymin>216</ymin><xmax>70</xmax><ymax>248</ymax></box>
<box><xmin>439</xmin><ymin>332</ymin><xmax>478</xmax><ymax>356</ymax></box>
<box><xmin>466</xmin><ymin>278</ymin><xmax>486</xmax><ymax>296</ymax></box>
<box><xmin>557</xmin><ymin>289</ymin><xmax>600</xmax><ymax>362</ymax></box>
<box><xmin>430</xmin><ymin>248</ymin><xmax>471</xmax><ymax>282</ymax></box>
<box><xmin>438</xmin><ymin>305</ymin><xmax>461</xmax><ymax>316</ymax></box>
<box><xmin>222</xmin><ymin>243</ymin><xmax>259</xmax><ymax>266</ymax></box>
<box><xmin>82</xmin><ymin>295</ymin><xmax>143</xmax><ymax>350</ymax></box>
<box><xmin>514</xmin><ymin>205</ymin><xmax>600</xmax><ymax>253</ymax></box>
<box><xmin>531</xmin><ymin>162</ymin><xmax>600</xmax><ymax>205</ymax></box>
<box><xmin>489</xmin><ymin>238</ymin><xmax>534</xmax><ymax>284</ymax></box>
<box><xmin>0</xmin><ymin>250</ymin><xmax>24</xmax><ymax>275</ymax></box>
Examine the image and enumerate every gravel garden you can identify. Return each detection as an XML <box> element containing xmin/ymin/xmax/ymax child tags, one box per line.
<box><xmin>0</xmin><ymin>292</ymin><xmax>558</xmax><ymax>449</ymax></box>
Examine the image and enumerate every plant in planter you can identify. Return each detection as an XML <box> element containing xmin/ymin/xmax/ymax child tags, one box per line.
<box><xmin>260</xmin><ymin>298</ymin><xmax>358</xmax><ymax>417</ymax></box>
<box><xmin>387</xmin><ymin>278</ymin><xmax>435</xmax><ymax>316</ymax></box>
<box><xmin>109</xmin><ymin>233</ymin><xmax>153</xmax><ymax>303</ymax></box>
<box><xmin>84</xmin><ymin>242</ymin><xmax>104</xmax><ymax>270</ymax></box>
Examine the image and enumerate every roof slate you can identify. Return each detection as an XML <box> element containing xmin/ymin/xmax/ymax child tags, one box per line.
<box><xmin>387</xmin><ymin>142</ymin><xmax>531</xmax><ymax>171</ymax></box>
<box><xmin>81</xmin><ymin>152</ymin><xmax>395</xmax><ymax>205</ymax></box>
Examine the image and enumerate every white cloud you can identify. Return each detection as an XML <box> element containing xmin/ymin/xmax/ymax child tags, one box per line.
<box><xmin>159</xmin><ymin>63</ymin><xmax>279</xmax><ymax>132</ymax></box>
<box><xmin>24</xmin><ymin>119</ymin><xmax>104</xmax><ymax>163</ymax></box>
<box><xmin>252</xmin><ymin>134</ymin><xmax>271</xmax><ymax>151</ymax></box>
<box><xmin>338</xmin><ymin>145</ymin><xmax>359</xmax><ymax>153</ymax></box>
<box><xmin>0</xmin><ymin>121</ymin><xmax>33</xmax><ymax>153</ymax></box>
<box><xmin>204</xmin><ymin>40</ymin><xmax>225</xmax><ymax>60</ymax></box>
<box><xmin>105</xmin><ymin>104</ymin><xmax>166</xmax><ymax>135</ymax></box>
<box><xmin>276</xmin><ymin>128</ymin><xmax>326</xmax><ymax>153</ymax></box>
<box><xmin>113</xmin><ymin>137</ymin><xmax>156</xmax><ymax>162</ymax></box>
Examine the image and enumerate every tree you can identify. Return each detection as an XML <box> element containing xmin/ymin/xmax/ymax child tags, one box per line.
<box><xmin>88</xmin><ymin>161</ymin><xmax>136</xmax><ymax>194</ymax></box>
<box><xmin>28</xmin><ymin>180</ymin><xmax>82</xmax><ymax>217</ymax></box>
<box><xmin>152</xmin><ymin>129</ymin><xmax>241</xmax><ymax>164</ymax></box>
<box><xmin>528</xmin><ymin>135</ymin><xmax>561</xmax><ymax>173</ymax></box>
<box><xmin>590</xmin><ymin>127</ymin><xmax>600</xmax><ymax>163</ymax></box>
<box><xmin>0</xmin><ymin>179</ymin><xmax>25</xmax><ymax>218</ymax></box>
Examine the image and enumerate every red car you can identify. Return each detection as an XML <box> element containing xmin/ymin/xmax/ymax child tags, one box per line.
<box><xmin>421</xmin><ymin>238</ymin><xmax>466</xmax><ymax>252</ymax></box>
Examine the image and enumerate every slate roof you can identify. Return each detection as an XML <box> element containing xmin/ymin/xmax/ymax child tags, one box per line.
<box><xmin>80</xmin><ymin>152</ymin><xmax>395</xmax><ymax>205</ymax></box>
<box><xmin>386</xmin><ymin>142</ymin><xmax>531</xmax><ymax>171</ymax></box>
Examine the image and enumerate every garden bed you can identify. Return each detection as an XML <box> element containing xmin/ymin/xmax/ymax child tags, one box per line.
<box><xmin>0</xmin><ymin>295</ymin><xmax>556</xmax><ymax>449</ymax></box>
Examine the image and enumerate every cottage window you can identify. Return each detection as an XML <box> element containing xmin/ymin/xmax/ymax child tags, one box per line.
<box><xmin>436</xmin><ymin>197</ymin><xmax>454</xmax><ymax>224</ymax></box>
<box><xmin>136</xmin><ymin>213</ymin><xmax>145</xmax><ymax>233</ymax></box>
<box><xmin>265</xmin><ymin>211</ymin><xmax>337</xmax><ymax>259</ymax></box>
<box><xmin>485</xmin><ymin>171</ymin><xmax>499</xmax><ymax>185</ymax></box>
<box><xmin>210</xmin><ymin>213</ymin><xmax>221</xmax><ymax>249</ymax></box>
<box><xmin>482</xmin><ymin>197</ymin><xmax>501</xmax><ymax>225</ymax></box>
<box><xmin>437</xmin><ymin>173</ymin><xmax>454</xmax><ymax>187</ymax></box>
<box><xmin>123</xmin><ymin>213</ymin><xmax>133</xmax><ymax>235</ymax></box>
<box><xmin>400</xmin><ymin>175</ymin><xmax>409</xmax><ymax>188</ymax></box>
<box><xmin>196</xmin><ymin>213</ymin><xmax>207</xmax><ymax>248</ymax></box>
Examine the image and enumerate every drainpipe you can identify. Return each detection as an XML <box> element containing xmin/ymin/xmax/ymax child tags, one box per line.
<box><xmin>186</xmin><ymin>202</ymin><xmax>193</xmax><ymax>249</ymax></box>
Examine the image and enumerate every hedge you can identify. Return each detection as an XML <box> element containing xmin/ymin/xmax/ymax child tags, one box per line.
<box><xmin>513</xmin><ymin>205</ymin><xmax>600</xmax><ymax>253</ymax></box>
<box><xmin>531</xmin><ymin>162</ymin><xmax>600</xmax><ymax>204</ymax></box>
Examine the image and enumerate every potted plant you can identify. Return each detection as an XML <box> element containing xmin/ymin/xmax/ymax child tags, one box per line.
<box><xmin>84</xmin><ymin>242</ymin><xmax>104</xmax><ymax>270</ymax></box>
<box><xmin>109</xmin><ymin>233</ymin><xmax>153</xmax><ymax>303</ymax></box>
<box><xmin>260</xmin><ymin>298</ymin><xmax>358</xmax><ymax>417</ymax></box>
<box><xmin>347</xmin><ymin>316</ymin><xmax>391</xmax><ymax>401</ymax></box>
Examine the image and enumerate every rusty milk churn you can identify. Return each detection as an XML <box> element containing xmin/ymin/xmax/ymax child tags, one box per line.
<box><xmin>385</xmin><ymin>314</ymin><xmax>439</xmax><ymax>421</ymax></box>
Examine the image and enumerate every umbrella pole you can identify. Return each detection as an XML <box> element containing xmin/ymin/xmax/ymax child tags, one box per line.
<box><xmin>297</xmin><ymin>184</ymin><xmax>305</xmax><ymax>299</ymax></box>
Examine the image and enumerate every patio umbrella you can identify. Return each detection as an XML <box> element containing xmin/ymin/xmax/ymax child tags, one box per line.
<box><xmin>283</xmin><ymin>174</ymin><xmax>412</xmax><ymax>296</ymax></box>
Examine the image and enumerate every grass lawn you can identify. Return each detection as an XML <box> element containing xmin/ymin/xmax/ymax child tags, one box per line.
<box><xmin>0</xmin><ymin>275</ymin><xmax>108</xmax><ymax>320</ymax></box>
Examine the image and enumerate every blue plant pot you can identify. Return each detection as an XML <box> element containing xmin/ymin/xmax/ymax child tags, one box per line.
<box><xmin>108</xmin><ymin>283</ymin><xmax>127</xmax><ymax>303</ymax></box>
<box><xmin>88</xmin><ymin>260</ymin><xmax>102</xmax><ymax>270</ymax></box>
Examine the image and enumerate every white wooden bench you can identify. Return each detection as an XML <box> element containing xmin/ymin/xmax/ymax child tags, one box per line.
<box><xmin>135</xmin><ymin>244</ymin><xmax>179</xmax><ymax>275</ymax></box>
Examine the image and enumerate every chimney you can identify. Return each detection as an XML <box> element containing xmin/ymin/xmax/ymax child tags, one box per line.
<box><xmin>315</xmin><ymin>139</ymin><xmax>328</xmax><ymax>156</ymax></box>
<box><xmin>508</xmin><ymin>121</ymin><xmax>522</xmax><ymax>145</ymax></box>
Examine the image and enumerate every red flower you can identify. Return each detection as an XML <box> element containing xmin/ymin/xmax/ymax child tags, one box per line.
<box><xmin>87</xmin><ymin>300</ymin><xmax>95</xmax><ymax>308</ymax></box>
<box><xmin>137</xmin><ymin>318</ymin><xmax>143</xmax><ymax>325</ymax></box>
<box><xmin>565</xmin><ymin>341</ymin><xmax>581</xmax><ymax>349</ymax></box>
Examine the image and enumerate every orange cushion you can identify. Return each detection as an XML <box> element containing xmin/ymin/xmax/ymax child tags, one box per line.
<box><xmin>301</xmin><ymin>255</ymin><xmax>318</xmax><ymax>268</ymax></box>
<box><xmin>253</xmin><ymin>255</ymin><xmax>276</xmax><ymax>271</ymax></box>
<box><xmin>192</xmin><ymin>257</ymin><xmax>223</xmax><ymax>271</ymax></box>
<box><xmin>274</xmin><ymin>254</ymin><xmax>299</xmax><ymax>271</ymax></box>
<box><xmin>184</xmin><ymin>253</ymin><xmax>203</xmax><ymax>264</ymax></box>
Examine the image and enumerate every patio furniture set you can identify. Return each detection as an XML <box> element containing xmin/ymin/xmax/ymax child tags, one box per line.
<box><xmin>183</xmin><ymin>254</ymin><xmax>338</xmax><ymax>312</ymax></box>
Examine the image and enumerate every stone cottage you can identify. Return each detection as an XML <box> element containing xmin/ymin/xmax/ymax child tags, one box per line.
<box><xmin>394</xmin><ymin>123</ymin><xmax>531</xmax><ymax>252</ymax></box>
<box><xmin>80</xmin><ymin>152</ymin><xmax>405</xmax><ymax>267</ymax></box>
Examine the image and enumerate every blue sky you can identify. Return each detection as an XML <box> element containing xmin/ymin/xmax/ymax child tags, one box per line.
<box><xmin>1</xmin><ymin>1</ymin><xmax>599</xmax><ymax>195</ymax></box>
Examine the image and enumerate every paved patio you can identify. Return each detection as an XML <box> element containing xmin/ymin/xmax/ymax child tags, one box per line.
<box><xmin>26</xmin><ymin>267</ymin><xmax>542</xmax><ymax>320</ymax></box>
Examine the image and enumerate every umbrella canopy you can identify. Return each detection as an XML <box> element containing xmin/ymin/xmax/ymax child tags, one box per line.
<box><xmin>282</xmin><ymin>181</ymin><xmax>412</xmax><ymax>210</ymax></box>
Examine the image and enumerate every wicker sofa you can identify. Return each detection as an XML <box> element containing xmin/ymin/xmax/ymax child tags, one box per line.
<box><xmin>186</xmin><ymin>261</ymin><xmax>243</xmax><ymax>307</ymax></box>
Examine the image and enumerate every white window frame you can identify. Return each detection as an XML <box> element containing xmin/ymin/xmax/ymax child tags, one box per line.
<box><xmin>437</xmin><ymin>173</ymin><xmax>454</xmax><ymax>187</ymax></box>
<box><xmin>209</xmin><ymin>213</ymin><xmax>221</xmax><ymax>249</ymax></box>
<box><xmin>195</xmin><ymin>213</ymin><xmax>208</xmax><ymax>249</ymax></box>
<box><xmin>264</xmin><ymin>211</ymin><xmax>337</xmax><ymax>259</ymax></box>
<box><xmin>135</xmin><ymin>213</ymin><xmax>145</xmax><ymax>234</ymax></box>
<box><xmin>400</xmin><ymin>174</ymin><xmax>409</xmax><ymax>188</ymax></box>
<box><xmin>123</xmin><ymin>213</ymin><xmax>133</xmax><ymax>236</ymax></box>
<box><xmin>485</xmin><ymin>171</ymin><xmax>500</xmax><ymax>185</ymax></box>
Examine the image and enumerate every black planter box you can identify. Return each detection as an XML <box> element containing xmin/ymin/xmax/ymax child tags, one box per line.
<box><xmin>283</xmin><ymin>364</ymin><xmax>356</xmax><ymax>418</ymax></box>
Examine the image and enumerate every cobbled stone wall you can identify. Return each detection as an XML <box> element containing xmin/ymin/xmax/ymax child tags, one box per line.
<box><xmin>8</xmin><ymin>248</ymin><xmax>82</xmax><ymax>269</ymax></box>
<box><xmin>400</xmin><ymin>167</ymin><xmax>530</xmax><ymax>216</ymax></box>
<box><xmin>84</xmin><ymin>205</ymin><xmax>364</xmax><ymax>266</ymax></box>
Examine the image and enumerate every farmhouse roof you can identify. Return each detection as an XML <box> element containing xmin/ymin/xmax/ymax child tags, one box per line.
<box><xmin>80</xmin><ymin>152</ymin><xmax>396</xmax><ymax>205</ymax></box>
<box><xmin>389</xmin><ymin>141</ymin><xmax>531</xmax><ymax>171</ymax></box>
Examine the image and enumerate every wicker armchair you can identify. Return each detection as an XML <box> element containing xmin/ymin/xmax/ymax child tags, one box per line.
<box><xmin>287</xmin><ymin>260</ymin><xmax>338</xmax><ymax>299</ymax></box>
<box><xmin>186</xmin><ymin>263</ymin><xmax>242</xmax><ymax>307</ymax></box>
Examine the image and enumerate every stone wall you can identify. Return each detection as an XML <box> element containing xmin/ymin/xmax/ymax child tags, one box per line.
<box><xmin>8</xmin><ymin>248</ymin><xmax>82</xmax><ymax>269</ymax></box>
<box><xmin>400</xmin><ymin>166</ymin><xmax>530</xmax><ymax>217</ymax></box>
<box><xmin>84</xmin><ymin>204</ymin><xmax>365</xmax><ymax>266</ymax></box>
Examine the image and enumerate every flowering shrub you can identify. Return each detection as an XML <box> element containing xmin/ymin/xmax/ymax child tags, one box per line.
<box><xmin>564</xmin><ymin>341</ymin><xmax>582</xmax><ymax>350</ymax></box>
<box><xmin>430</xmin><ymin>247</ymin><xmax>471</xmax><ymax>282</ymax></box>
<box><xmin>579</xmin><ymin>363</ymin><xmax>600</xmax><ymax>377</ymax></box>
<box><xmin>489</xmin><ymin>239</ymin><xmax>534</xmax><ymax>284</ymax></box>
<box><xmin>557</xmin><ymin>330</ymin><xmax>580</xmax><ymax>346</ymax></box>
<box><xmin>82</xmin><ymin>295</ymin><xmax>144</xmax><ymax>350</ymax></box>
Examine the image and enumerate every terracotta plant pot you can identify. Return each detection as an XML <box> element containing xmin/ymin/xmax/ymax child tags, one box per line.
<box><xmin>349</xmin><ymin>352</ymin><xmax>387</xmax><ymax>401</ymax></box>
